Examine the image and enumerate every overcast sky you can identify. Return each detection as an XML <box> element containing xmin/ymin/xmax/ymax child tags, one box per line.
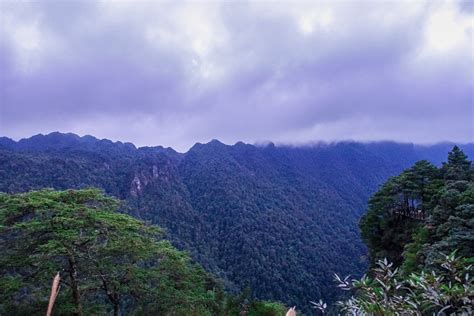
<box><xmin>0</xmin><ymin>0</ymin><xmax>472</xmax><ymax>151</ymax></box>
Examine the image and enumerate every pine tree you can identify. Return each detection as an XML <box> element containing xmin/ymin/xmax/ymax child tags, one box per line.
<box><xmin>442</xmin><ymin>145</ymin><xmax>473</xmax><ymax>181</ymax></box>
<box><xmin>0</xmin><ymin>189</ymin><xmax>221</xmax><ymax>315</ymax></box>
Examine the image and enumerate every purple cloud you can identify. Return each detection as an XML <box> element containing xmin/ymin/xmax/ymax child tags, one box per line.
<box><xmin>0</xmin><ymin>0</ymin><xmax>472</xmax><ymax>151</ymax></box>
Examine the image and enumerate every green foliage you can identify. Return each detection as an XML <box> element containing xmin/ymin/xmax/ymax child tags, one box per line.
<box><xmin>327</xmin><ymin>253</ymin><xmax>473</xmax><ymax>315</ymax></box>
<box><xmin>401</xmin><ymin>226</ymin><xmax>429</xmax><ymax>273</ymax></box>
<box><xmin>247</xmin><ymin>301</ymin><xmax>287</xmax><ymax>316</ymax></box>
<box><xmin>360</xmin><ymin>147</ymin><xmax>473</xmax><ymax>271</ymax></box>
<box><xmin>360</xmin><ymin>160</ymin><xmax>440</xmax><ymax>266</ymax></box>
<box><xmin>1</xmin><ymin>133</ymin><xmax>473</xmax><ymax>312</ymax></box>
<box><xmin>0</xmin><ymin>189</ymin><xmax>223</xmax><ymax>315</ymax></box>
<box><xmin>442</xmin><ymin>145</ymin><xmax>473</xmax><ymax>181</ymax></box>
<box><xmin>337</xmin><ymin>146</ymin><xmax>474</xmax><ymax>315</ymax></box>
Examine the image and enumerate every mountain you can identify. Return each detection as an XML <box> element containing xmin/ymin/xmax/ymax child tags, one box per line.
<box><xmin>1</xmin><ymin>132</ymin><xmax>472</xmax><ymax>312</ymax></box>
<box><xmin>334</xmin><ymin>147</ymin><xmax>474</xmax><ymax>315</ymax></box>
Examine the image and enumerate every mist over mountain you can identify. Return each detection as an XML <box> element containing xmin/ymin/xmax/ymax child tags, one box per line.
<box><xmin>1</xmin><ymin>132</ymin><xmax>472</xmax><ymax>311</ymax></box>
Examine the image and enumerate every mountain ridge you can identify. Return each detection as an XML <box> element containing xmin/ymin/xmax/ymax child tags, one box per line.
<box><xmin>1</xmin><ymin>132</ymin><xmax>473</xmax><ymax>312</ymax></box>
<box><xmin>2</xmin><ymin>132</ymin><xmax>472</xmax><ymax>157</ymax></box>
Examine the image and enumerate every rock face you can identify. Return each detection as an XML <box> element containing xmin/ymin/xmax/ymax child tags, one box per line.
<box><xmin>152</xmin><ymin>165</ymin><xmax>159</xmax><ymax>178</ymax></box>
<box><xmin>130</xmin><ymin>175</ymin><xmax>143</xmax><ymax>197</ymax></box>
<box><xmin>1</xmin><ymin>132</ymin><xmax>473</xmax><ymax>313</ymax></box>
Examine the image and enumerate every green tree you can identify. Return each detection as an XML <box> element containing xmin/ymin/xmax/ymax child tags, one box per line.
<box><xmin>360</xmin><ymin>148</ymin><xmax>472</xmax><ymax>269</ymax></box>
<box><xmin>442</xmin><ymin>145</ymin><xmax>473</xmax><ymax>181</ymax></box>
<box><xmin>0</xmin><ymin>189</ymin><xmax>220</xmax><ymax>315</ymax></box>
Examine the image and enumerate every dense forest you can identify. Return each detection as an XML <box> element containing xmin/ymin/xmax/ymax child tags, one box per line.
<box><xmin>0</xmin><ymin>189</ymin><xmax>287</xmax><ymax>315</ymax></box>
<box><xmin>360</xmin><ymin>146</ymin><xmax>473</xmax><ymax>272</ymax></box>
<box><xmin>1</xmin><ymin>132</ymin><xmax>473</xmax><ymax>312</ymax></box>
<box><xmin>313</xmin><ymin>146</ymin><xmax>473</xmax><ymax>315</ymax></box>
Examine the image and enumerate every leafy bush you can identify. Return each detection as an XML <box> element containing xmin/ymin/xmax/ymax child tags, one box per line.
<box><xmin>345</xmin><ymin>253</ymin><xmax>471</xmax><ymax>315</ymax></box>
<box><xmin>313</xmin><ymin>253</ymin><xmax>473</xmax><ymax>315</ymax></box>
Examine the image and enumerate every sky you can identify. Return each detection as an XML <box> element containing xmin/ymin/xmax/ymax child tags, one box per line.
<box><xmin>0</xmin><ymin>0</ymin><xmax>473</xmax><ymax>152</ymax></box>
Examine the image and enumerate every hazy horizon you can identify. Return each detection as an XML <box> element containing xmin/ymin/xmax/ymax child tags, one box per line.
<box><xmin>1</xmin><ymin>0</ymin><xmax>473</xmax><ymax>151</ymax></box>
<box><xmin>2</xmin><ymin>130</ymin><xmax>473</xmax><ymax>154</ymax></box>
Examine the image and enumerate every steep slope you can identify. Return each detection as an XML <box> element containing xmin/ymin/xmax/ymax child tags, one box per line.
<box><xmin>0</xmin><ymin>133</ymin><xmax>472</xmax><ymax>312</ymax></box>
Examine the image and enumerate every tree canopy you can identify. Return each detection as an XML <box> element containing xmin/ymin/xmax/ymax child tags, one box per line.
<box><xmin>360</xmin><ymin>146</ymin><xmax>473</xmax><ymax>273</ymax></box>
<box><xmin>0</xmin><ymin>188</ymin><xmax>288</xmax><ymax>315</ymax></box>
<box><xmin>315</xmin><ymin>147</ymin><xmax>474</xmax><ymax>315</ymax></box>
<box><xmin>0</xmin><ymin>189</ymin><xmax>225</xmax><ymax>315</ymax></box>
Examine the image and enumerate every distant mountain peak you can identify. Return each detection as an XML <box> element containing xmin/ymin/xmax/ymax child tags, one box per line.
<box><xmin>208</xmin><ymin>139</ymin><xmax>225</xmax><ymax>146</ymax></box>
<box><xmin>3</xmin><ymin>131</ymin><xmax>138</xmax><ymax>153</ymax></box>
<box><xmin>0</xmin><ymin>136</ymin><xmax>15</xmax><ymax>149</ymax></box>
<box><xmin>2</xmin><ymin>132</ymin><xmax>473</xmax><ymax>157</ymax></box>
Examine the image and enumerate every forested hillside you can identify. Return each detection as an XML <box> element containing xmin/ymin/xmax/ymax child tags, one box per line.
<box><xmin>360</xmin><ymin>146</ymin><xmax>474</xmax><ymax>272</ymax></box>
<box><xmin>316</xmin><ymin>147</ymin><xmax>473</xmax><ymax>315</ymax></box>
<box><xmin>1</xmin><ymin>132</ymin><xmax>472</xmax><ymax>311</ymax></box>
<box><xmin>0</xmin><ymin>189</ymin><xmax>288</xmax><ymax>315</ymax></box>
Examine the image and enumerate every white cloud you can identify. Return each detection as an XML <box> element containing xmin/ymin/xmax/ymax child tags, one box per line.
<box><xmin>423</xmin><ymin>2</ymin><xmax>472</xmax><ymax>53</ymax></box>
<box><xmin>2</xmin><ymin>10</ymin><xmax>44</xmax><ymax>73</ymax></box>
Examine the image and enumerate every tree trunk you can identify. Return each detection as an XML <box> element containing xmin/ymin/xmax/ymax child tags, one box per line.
<box><xmin>99</xmin><ymin>272</ymin><xmax>120</xmax><ymax>316</ymax></box>
<box><xmin>68</xmin><ymin>256</ymin><xmax>83</xmax><ymax>316</ymax></box>
<box><xmin>113</xmin><ymin>301</ymin><xmax>120</xmax><ymax>316</ymax></box>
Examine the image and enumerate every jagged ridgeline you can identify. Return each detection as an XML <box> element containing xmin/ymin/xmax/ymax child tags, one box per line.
<box><xmin>360</xmin><ymin>146</ymin><xmax>474</xmax><ymax>274</ymax></box>
<box><xmin>0</xmin><ymin>132</ymin><xmax>473</xmax><ymax>312</ymax></box>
